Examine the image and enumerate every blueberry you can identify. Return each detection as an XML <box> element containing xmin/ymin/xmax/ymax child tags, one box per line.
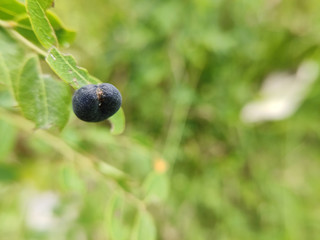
<box><xmin>72</xmin><ymin>83</ymin><xmax>122</xmax><ymax>122</ymax></box>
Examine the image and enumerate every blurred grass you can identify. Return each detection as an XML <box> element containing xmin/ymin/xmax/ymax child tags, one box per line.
<box><xmin>1</xmin><ymin>0</ymin><xmax>320</xmax><ymax>239</ymax></box>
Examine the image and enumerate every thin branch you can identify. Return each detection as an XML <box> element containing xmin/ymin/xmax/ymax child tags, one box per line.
<box><xmin>0</xmin><ymin>108</ymin><xmax>128</xmax><ymax>181</ymax></box>
<box><xmin>0</xmin><ymin>107</ymin><xmax>148</xmax><ymax>209</ymax></box>
<box><xmin>0</xmin><ymin>20</ymin><xmax>16</xmax><ymax>28</ymax></box>
<box><xmin>0</xmin><ymin>20</ymin><xmax>47</xmax><ymax>57</ymax></box>
<box><xmin>9</xmin><ymin>30</ymin><xmax>47</xmax><ymax>56</ymax></box>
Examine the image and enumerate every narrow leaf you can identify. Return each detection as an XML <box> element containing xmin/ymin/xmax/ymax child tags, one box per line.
<box><xmin>26</xmin><ymin>0</ymin><xmax>58</xmax><ymax>49</ymax></box>
<box><xmin>13</xmin><ymin>14</ymin><xmax>42</xmax><ymax>45</ymax></box>
<box><xmin>59</xmin><ymin>165</ymin><xmax>85</xmax><ymax>193</ymax></box>
<box><xmin>0</xmin><ymin>54</ymin><xmax>10</xmax><ymax>85</ymax></box>
<box><xmin>105</xmin><ymin>193</ymin><xmax>131</xmax><ymax>240</ymax></box>
<box><xmin>46</xmin><ymin>47</ymin><xmax>100</xmax><ymax>89</ymax></box>
<box><xmin>37</xmin><ymin>0</ymin><xmax>54</xmax><ymax>10</ymax></box>
<box><xmin>143</xmin><ymin>172</ymin><xmax>169</xmax><ymax>203</ymax></box>
<box><xmin>0</xmin><ymin>28</ymin><xmax>25</xmax><ymax>98</ymax></box>
<box><xmin>0</xmin><ymin>88</ymin><xmax>16</xmax><ymax>108</ymax></box>
<box><xmin>47</xmin><ymin>11</ymin><xmax>76</xmax><ymax>47</ymax></box>
<box><xmin>14</xmin><ymin>12</ymin><xmax>76</xmax><ymax>47</ymax></box>
<box><xmin>109</xmin><ymin>107</ymin><xmax>125</xmax><ymax>135</ymax></box>
<box><xmin>0</xmin><ymin>120</ymin><xmax>17</xmax><ymax>162</ymax></box>
<box><xmin>96</xmin><ymin>161</ymin><xmax>128</xmax><ymax>181</ymax></box>
<box><xmin>18</xmin><ymin>55</ymin><xmax>71</xmax><ymax>130</ymax></box>
<box><xmin>0</xmin><ymin>0</ymin><xmax>26</xmax><ymax>20</ymax></box>
<box><xmin>131</xmin><ymin>211</ymin><xmax>156</xmax><ymax>240</ymax></box>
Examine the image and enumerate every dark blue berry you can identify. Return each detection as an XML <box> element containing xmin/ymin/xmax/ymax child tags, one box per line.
<box><xmin>72</xmin><ymin>83</ymin><xmax>122</xmax><ymax>122</ymax></box>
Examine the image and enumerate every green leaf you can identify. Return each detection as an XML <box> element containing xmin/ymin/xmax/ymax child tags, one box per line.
<box><xmin>14</xmin><ymin>12</ymin><xmax>76</xmax><ymax>47</ymax></box>
<box><xmin>0</xmin><ymin>163</ymin><xmax>19</xmax><ymax>182</ymax></box>
<box><xmin>0</xmin><ymin>0</ymin><xmax>26</xmax><ymax>20</ymax></box>
<box><xmin>17</xmin><ymin>55</ymin><xmax>71</xmax><ymax>130</ymax></box>
<box><xmin>105</xmin><ymin>193</ymin><xmax>132</xmax><ymax>240</ymax></box>
<box><xmin>0</xmin><ymin>53</ymin><xmax>10</xmax><ymax>86</ymax></box>
<box><xmin>14</xmin><ymin>26</ymin><xmax>39</xmax><ymax>46</ymax></box>
<box><xmin>13</xmin><ymin>14</ymin><xmax>42</xmax><ymax>45</ymax></box>
<box><xmin>47</xmin><ymin>11</ymin><xmax>76</xmax><ymax>47</ymax></box>
<box><xmin>143</xmin><ymin>172</ymin><xmax>169</xmax><ymax>203</ymax></box>
<box><xmin>96</xmin><ymin>161</ymin><xmax>128</xmax><ymax>181</ymax></box>
<box><xmin>59</xmin><ymin>164</ymin><xmax>85</xmax><ymax>193</ymax></box>
<box><xmin>109</xmin><ymin>107</ymin><xmax>125</xmax><ymax>135</ymax></box>
<box><xmin>0</xmin><ymin>28</ymin><xmax>25</xmax><ymax>98</ymax></box>
<box><xmin>37</xmin><ymin>0</ymin><xmax>54</xmax><ymax>10</ymax></box>
<box><xmin>45</xmin><ymin>47</ymin><xmax>125</xmax><ymax>134</ymax></box>
<box><xmin>0</xmin><ymin>10</ymin><xmax>13</xmax><ymax>20</ymax></box>
<box><xmin>131</xmin><ymin>211</ymin><xmax>156</xmax><ymax>240</ymax></box>
<box><xmin>0</xmin><ymin>88</ymin><xmax>16</xmax><ymax>108</ymax></box>
<box><xmin>0</xmin><ymin>120</ymin><xmax>17</xmax><ymax>162</ymax></box>
<box><xmin>14</xmin><ymin>14</ymin><xmax>32</xmax><ymax>29</ymax></box>
<box><xmin>46</xmin><ymin>47</ymin><xmax>101</xmax><ymax>89</ymax></box>
<box><xmin>26</xmin><ymin>0</ymin><xmax>58</xmax><ymax>49</ymax></box>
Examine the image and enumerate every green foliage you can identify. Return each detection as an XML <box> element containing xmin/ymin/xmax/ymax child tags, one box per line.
<box><xmin>105</xmin><ymin>193</ymin><xmax>132</xmax><ymax>240</ymax></box>
<box><xmin>0</xmin><ymin>0</ymin><xmax>25</xmax><ymax>20</ymax></box>
<box><xmin>36</xmin><ymin>0</ymin><xmax>54</xmax><ymax>10</ymax></box>
<box><xmin>0</xmin><ymin>53</ymin><xmax>10</xmax><ymax>85</ymax></box>
<box><xmin>18</xmin><ymin>55</ymin><xmax>71</xmax><ymax>129</ymax></box>
<box><xmin>0</xmin><ymin>0</ymin><xmax>124</xmax><ymax>132</ymax></box>
<box><xmin>0</xmin><ymin>28</ymin><xmax>25</xmax><ymax>96</ymax></box>
<box><xmin>131</xmin><ymin>210</ymin><xmax>156</xmax><ymax>240</ymax></box>
<box><xmin>13</xmin><ymin>12</ymin><xmax>76</xmax><ymax>47</ymax></box>
<box><xmin>46</xmin><ymin>47</ymin><xmax>100</xmax><ymax>89</ymax></box>
<box><xmin>106</xmin><ymin>192</ymin><xmax>156</xmax><ymax>240</ymax></box>
<box><xmin>143</xmin><ymin>172</ymin><xmax>169</xmax><ymax>203</ymax></box>
<box><xmin>0</xmin><ymin>120</ymin><xmax>16</xmax><ymax>162</ymax></box>
<box><xmin>26</xmin><ymin>0</ymin><xmax>58</xmax><ymax>48</ymax></box>
<box><xmin>109</xmin><ymin>107</ymin><xmax>125</xmax><ymax>135</ymax></box>
<box><xmin>1</xmin><ymin>0</ymin><xmax>320</xmax><ymax>239</ymax></box>
<box><xmin>46</xmin><ymin>11</ymin><xmax>76</xmax><ymax>47</ymax></box>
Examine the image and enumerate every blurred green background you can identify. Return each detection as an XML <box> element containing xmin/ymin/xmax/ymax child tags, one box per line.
<box><xmin>1</xmin><ymin>0</ymin><xmax>320</xmax><ymax>239</ymax></box>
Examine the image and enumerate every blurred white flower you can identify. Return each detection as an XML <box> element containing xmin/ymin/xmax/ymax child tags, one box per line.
<box><xmin>241</xmin><ymin>61</ymin><xmax>319</xmax><ymax>123</ymax></box>
<box><xmin>22</xmin><ymin>190</ymin><xmax>82</xmax><ymax>239</ymax></box>
<box><xmin>25</xmin><ymin>191</ymin><xmax>59</xmax><ymax>231</ymax></box>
